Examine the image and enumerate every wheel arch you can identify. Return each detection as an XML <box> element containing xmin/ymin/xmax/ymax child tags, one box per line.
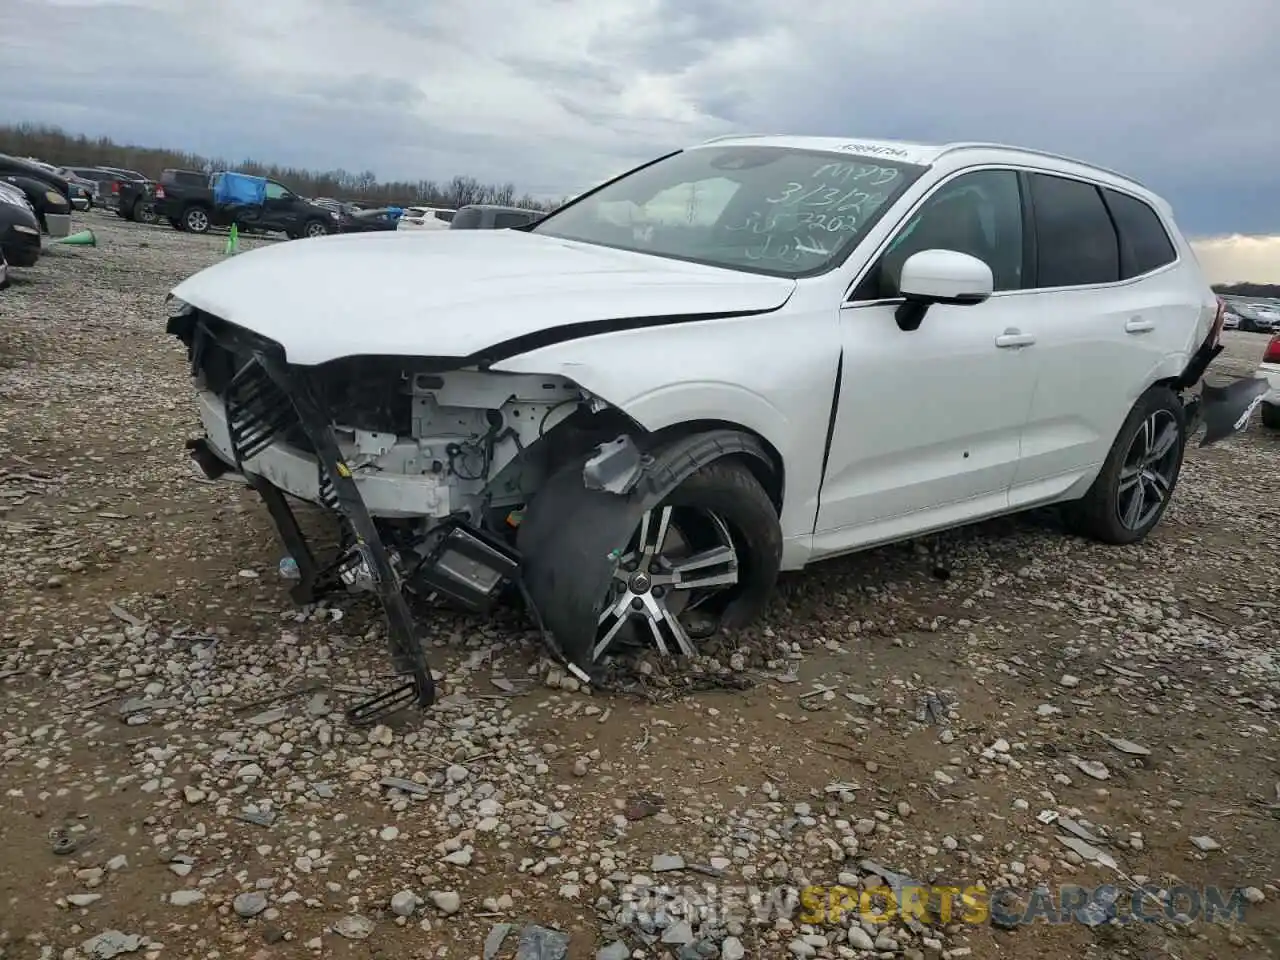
<box><xmin>643</xmin><ymin>419</ymin><xmax>785</xmax><ymax>513</ymax></box>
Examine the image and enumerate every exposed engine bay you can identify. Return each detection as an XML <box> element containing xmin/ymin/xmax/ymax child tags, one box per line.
<box><xmin>168</xmin><ymin>307</ymin><xmax>661</xmax><ymax>724</ymax></box>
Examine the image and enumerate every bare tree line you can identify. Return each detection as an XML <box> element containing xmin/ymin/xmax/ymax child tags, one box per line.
<box><xmin>0</xmin><ymin>123</ymin><xmax>564</xmax><ymax>211</ymax></box>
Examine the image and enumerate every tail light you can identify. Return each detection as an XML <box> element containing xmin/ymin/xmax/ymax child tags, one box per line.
<box><xmin>154</xmin><ymin>186</ymin><xmax>166</xmax><ymax>199</ymax></box>
<box><xmin>110</xmin><ymin>181</ymin><xmax>119</xmax><ymax>194</ymax></box>
<box><xmin>1263</xmin><ymin>334</ymin><xmax>1280</xmax><ymax>365</ymax></box>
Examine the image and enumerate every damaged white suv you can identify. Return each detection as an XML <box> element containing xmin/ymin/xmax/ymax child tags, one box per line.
<box><xmin>168</xmin><ymin>135</ymin><xmax>1267</xmax><ymax>720</ymax></box>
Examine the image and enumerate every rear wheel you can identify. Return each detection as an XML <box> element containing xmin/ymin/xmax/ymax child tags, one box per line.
<box><xmin>134</xmin><ymin>200</ymin><xmax>159</xmax><ymax>225</ymax></box>
<box><xmin>1065</xmin><ymin>386</ymin><xmax>1186</xmax><ymax>545</ymax></box>
<box><xmin>183</xmin><ymin>206</ymin><xmax>211</xmax><ymax>233</ymax></box>
<box><xmin>304</xmin><ymin>219</ymin><xmax>330</xmax><ymax>238</ymax></box>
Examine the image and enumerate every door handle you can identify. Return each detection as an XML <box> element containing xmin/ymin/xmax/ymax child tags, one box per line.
<box><xmin>995</xmin><ymin>328</ymin><xmax>1036</xmax><ymax>349</ymax></box>
<box><xmin>1125</xmin><ymin>316</ymin><xmax>1155</xmax><ymax>333</ymax></box>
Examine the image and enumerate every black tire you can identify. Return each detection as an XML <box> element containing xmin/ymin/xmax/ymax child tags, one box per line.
<box><xmin>303</xmin><ymin>219</ymin><xmax>330</xmax><ymax>239</ymax></box>
<box><xmin>134</xmin><ymin>200</ymin><xmax>159</xmax><ymax>225</ymax></box>
<box><xmin>1064</xmin><ymin>385</ymin><xmax>1187</xmax><ymax>545</ymax></box>
<box><xmin>1241</xmin><ymin>319</ymin><xmax>1257</xmax><ymax>333</ymax></box>
<box><xmin>182</xmin><ymin>206</ymin><xmax>211</xmax><ymax>234</ymax></box>
<box><xmin>528</xmin><ymin>457</ymin><xmax>782</xmax><ymax>668</ymax></box>
<box><xmin>168</xmin><ymin>217</ymin><xmax>184</xmax><ymax>230</ymax></box>
<box><xmin>1262</xmin><ymin>403</ymin><xmax>1280</xmax><ymax>431</ymax></box>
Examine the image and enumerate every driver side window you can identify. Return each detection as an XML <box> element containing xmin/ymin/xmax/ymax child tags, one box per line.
<box><xmin>853</xmin><ymin>169</ymin><xmax>1025</xmax><ymax>300</ymax></box>
<box><xmin>264</xmin><ymin>181</ymin><xmax>289</xmax><ymax>201</ymax></box>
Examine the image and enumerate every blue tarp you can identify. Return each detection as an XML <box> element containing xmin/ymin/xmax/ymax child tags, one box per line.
<box><xmin>213</xmin><ymin>172</ymin><xmax>267</xmax><ymax>207</ymax></box>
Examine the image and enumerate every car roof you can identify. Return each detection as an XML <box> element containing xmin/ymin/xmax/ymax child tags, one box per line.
<box><xmin>459</xmin><ymin>204</ymin><xmax>538</xmax><ymax>214</ymax></box>
<box><xmin>695</xmin><ymin>135</ymin><xmax>1149</xmax><ymax>192</ymax></box>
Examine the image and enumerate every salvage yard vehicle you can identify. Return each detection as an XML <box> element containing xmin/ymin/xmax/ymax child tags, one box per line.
<box><xmin>0</xmin><ymin>155</ymin><xmax>73</xmax><ymax>237</ymax></box>
<box><xmin>448</xmin><ymin>204</ymin><xmax>542</xmax><ymax>230</ymax></box>
<box><xmin>167</xmin><ymin>135</ymin><xmax>1269</xmax><ymax>722</ymax></box>
<box><xmin>398</xmin><ymin>206</ymin><xmax>455</xmax><ymax>231</ymax></box>
<box><xmin>1261</xmin><ymin>334</ymin><xmax>1280</xmax><ymax>429</ymax></box>
<box><xmin>0</xmin><ymin>182</ymin><xmax>42</xmax><ymax>268</ymax></box>
<box><xmin>161</xmin><ymin>171</ymin><xmax>338</xmax><ymax>238</ymax></box>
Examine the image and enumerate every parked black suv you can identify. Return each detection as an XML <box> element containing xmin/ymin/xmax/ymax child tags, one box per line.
<box><xmin>159</xmin><ymin>173</ymin><xmax>338</xmax><ymax>238</ymax></box>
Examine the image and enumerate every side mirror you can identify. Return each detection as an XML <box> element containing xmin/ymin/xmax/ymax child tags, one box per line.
<box><xmin>895</xmin><ymin>249</ymin><xmax>994</xmax><ymax>332</ymax></box>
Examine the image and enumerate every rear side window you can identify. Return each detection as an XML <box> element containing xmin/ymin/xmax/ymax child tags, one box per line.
<box><xmin>1028</xmin><ymin>173</ymin><xmax>1119</xmax><ymax>287</ymax></box>
<box><xmin>493</xmin><ymin>211</ymin><xmax>533</xmax><ymax>229</ymax></box>
<box><xmin>436</xmin><ymin>210</ymin><xmax>455</xmax><ymax>223</ymax></box>
<box><xmin>450</xmin><ymin>208</ymin><xmax>482</xmax><ymax>229</ymax></box>
<box><xmin>1101</xmin><ymin>188</ymin><xmax>1177</xmax><ymax>279</ymax></box>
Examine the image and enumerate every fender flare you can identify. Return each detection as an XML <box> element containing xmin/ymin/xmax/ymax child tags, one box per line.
<box><xmin>516</xmin><ymin>428</ymin><xmax>773</xmax><ymax>670</ymax></box>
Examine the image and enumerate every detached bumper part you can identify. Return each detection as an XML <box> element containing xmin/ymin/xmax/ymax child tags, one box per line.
<box><xmin>1197</xmin><ymin>376</ymin><xmax>1269</xmax><ymax>446</ymax></box>
<box><xmin>184</xmin><ymin>320</ymin><xmax>443</xmax><ymax>722</ymax></box>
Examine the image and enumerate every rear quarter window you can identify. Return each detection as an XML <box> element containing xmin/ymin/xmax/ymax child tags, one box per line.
<box><xmin>1028</xmin><ymin>172</ymin><xmax>1120</xmax><ymax>287</ymax></box>
<box><xmin>1101</xmin><ymin>188</ymin><xmax>1177</xmax><ymax>279</ymax></box>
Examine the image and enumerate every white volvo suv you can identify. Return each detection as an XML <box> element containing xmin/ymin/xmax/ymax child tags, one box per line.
<box><xmin>166</xmin><ymin>135</ymin><xmax>1268</xmax><ymax>720</ymax></box>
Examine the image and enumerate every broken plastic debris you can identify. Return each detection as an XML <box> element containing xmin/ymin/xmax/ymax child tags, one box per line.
<box><xmin>1036</xmin><ymin>810</ymin><xmax>1060</xmax><ymax>825</ymax></box>
<box><xmin>1056</xmin><ymin>815</ymin><xmax>1102</xmax><ymax>845</ymax></box>
<box><xmin>1058</xmin><ymin>835</ymin><xmax>1106</xmax><ymax>863</ymax></box>
<box><xmin>581</xmin><ymin>435</ymin><xmax>644</xmax><ymax>494</ymax></box>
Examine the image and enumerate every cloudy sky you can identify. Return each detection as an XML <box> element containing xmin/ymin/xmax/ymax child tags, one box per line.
<box><xmin>4</xmin><ymin>0</ymin><xmax>1278</xmax><ymax>280</ymax></box>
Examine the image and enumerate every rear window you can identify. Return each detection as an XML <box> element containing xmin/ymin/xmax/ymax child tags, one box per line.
<box><xmin>450</xmin><ymin>208</ymin><xmax>483</xmax><ymax>230</ymax></box>
<box><xmin>1028</xmin><ymin>172</ymin><xmax>1119</xmax><ymax>287</ymax></box>
<box><xmin>1100</xmin><ymin>188</ymin><xmax>1177</xmax><ymax>279</ymax></box>
<box><xmin>494</xmin><ymin>211</ymin><xmax>535</xmax><ymax>229</ymax></box>
<box><xmin>161</xmin><ymin>170</ymin><xmax>207</xmax><ymax>187</ymax></box>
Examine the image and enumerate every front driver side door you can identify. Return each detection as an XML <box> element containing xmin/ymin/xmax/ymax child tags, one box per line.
<box><xmin>814</xmin><ymin>168</ymin><xmax>1041</xmax><ymax>552</ymax></box>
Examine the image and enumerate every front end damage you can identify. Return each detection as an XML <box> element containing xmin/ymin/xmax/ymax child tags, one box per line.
<box><xmin>168</xmin><ymin>306</ymin><xmax>700</xmax><ymax>723</ymax></box>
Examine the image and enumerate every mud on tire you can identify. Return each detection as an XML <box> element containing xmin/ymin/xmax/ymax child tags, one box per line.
<box><xmin>1064</xmin><ymin>385</ymin><xmax>1187</xmax><ymax>545</ymax></box>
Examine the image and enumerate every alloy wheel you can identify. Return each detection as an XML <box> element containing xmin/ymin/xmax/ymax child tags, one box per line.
<box><xmin>1116</xmin><ymin>409</ymin><xmax>1180</xmax><ymax>531</ymax></box>
<box><xmin>594</xmin><ymin>505</ymin><xmax>739</xmax><ymax>661</ymax></box>
<box><xmin>306</xmin><ymin>221</ymin><xmax>328</xmax><ymax>238</ymax></box>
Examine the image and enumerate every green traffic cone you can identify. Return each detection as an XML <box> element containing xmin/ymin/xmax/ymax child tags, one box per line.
<box><xmin>225</xmin><ymin>222</ymin><xmax>239</xmax><ymax>255</ymax></box>
<box><xmin>52</xmin><ymin>229</ymin><xmax>96</xmax><ymax>246</ymax></box>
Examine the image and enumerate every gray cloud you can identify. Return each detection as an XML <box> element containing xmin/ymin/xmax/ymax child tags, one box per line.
<box><xmin>2</xmin><ymin>0</ymin><xmax>1277</xmax><ymax>252</ymax></box>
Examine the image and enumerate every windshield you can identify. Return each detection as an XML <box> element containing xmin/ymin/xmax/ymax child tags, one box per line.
<box><xmin>531</xmin><ymin>145</ymin><xmax>925</xmax><ymax>277</ymax></box>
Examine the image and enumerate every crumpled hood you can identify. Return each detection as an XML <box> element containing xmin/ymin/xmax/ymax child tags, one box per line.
<box><xmin>171</xmin><ymin>229</ymin><xmax>796</xmax><ymax>365</ymax></box>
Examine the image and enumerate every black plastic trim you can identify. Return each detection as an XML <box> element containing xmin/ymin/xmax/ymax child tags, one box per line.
<box><xmin>467</xmin><ymin>301</ymin><xmax>792</xmax><ymax>369</ymax></box>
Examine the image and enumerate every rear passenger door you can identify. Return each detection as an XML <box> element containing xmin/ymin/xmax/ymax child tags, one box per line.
<box><xmin>1009</xmin><ymin>172</ymin><xmax>1182</xmax><ymax>505</ymax></box>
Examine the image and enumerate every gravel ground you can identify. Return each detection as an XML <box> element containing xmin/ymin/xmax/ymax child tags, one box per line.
<box><xmin>1</xmin><ymin>211</ymin><xmax>1278</xmax><ymax>960</ymax></box>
